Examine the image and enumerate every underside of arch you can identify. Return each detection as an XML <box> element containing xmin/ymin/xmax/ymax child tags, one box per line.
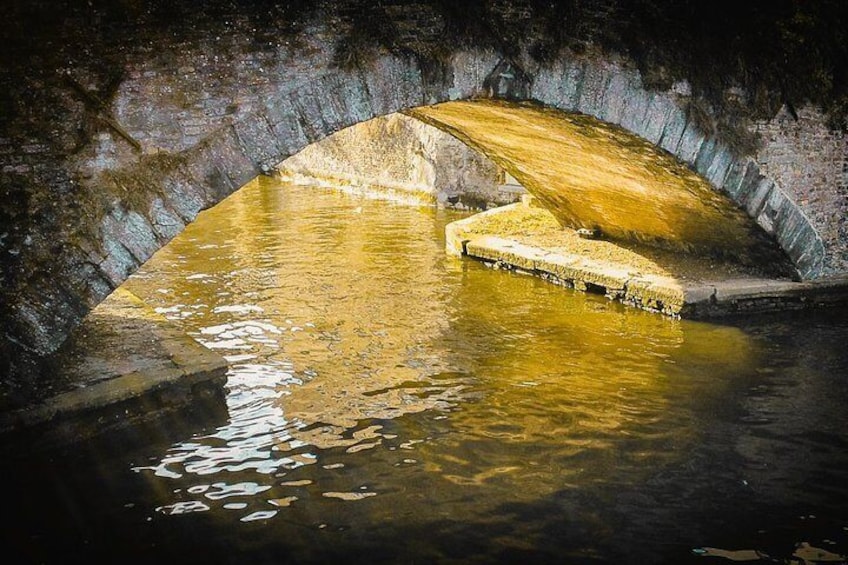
<box><xmin>407</xmin><ymin>99</ymin><xmax>797</xmax><ymax>279</ymax></box>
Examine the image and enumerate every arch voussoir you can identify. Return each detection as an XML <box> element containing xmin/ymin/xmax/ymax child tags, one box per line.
<box><xmin>187</xmin><ymin>126</ymin><xmax>259</xmax><ymax>201</ymax></box>
<box><xmin>233</xmin><ymin>112</ymin><xmax>288</xmax><ymax>173</ymax></box>
<box><xmin>0</xmin><ymin>20</ymin><xmax>842</xmax><ymax>365</ymax></box>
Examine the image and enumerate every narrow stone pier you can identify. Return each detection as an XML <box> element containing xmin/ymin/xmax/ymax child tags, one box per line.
<box><xmin>447</xmin><ymin>201</ymin><xmax>848</xmax><ymax>318</ymax></box>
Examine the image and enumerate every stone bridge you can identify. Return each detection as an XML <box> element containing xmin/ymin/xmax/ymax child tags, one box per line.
<box><xmin>1</xmin><ymin>0</ymin><xmax>847</xmax><ymax>374</ymax></box>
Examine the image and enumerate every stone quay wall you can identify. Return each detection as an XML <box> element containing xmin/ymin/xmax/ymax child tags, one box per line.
<box><xmin>278</xmin><ymin>113</ymin><xmax>519</xmax><ymax>209</ymax></box>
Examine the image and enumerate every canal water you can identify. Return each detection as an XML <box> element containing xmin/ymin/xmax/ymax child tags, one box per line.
<box><xmin>6</xmin><ymin>177</ymin><xmax>848</xmax><ymax>564</ymax></box>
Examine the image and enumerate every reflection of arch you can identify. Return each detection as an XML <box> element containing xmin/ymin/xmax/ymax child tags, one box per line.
<box><xmin>10</xmin><ymin>53</ymin><xmax>825</xmax><ymax>356</ymax></box>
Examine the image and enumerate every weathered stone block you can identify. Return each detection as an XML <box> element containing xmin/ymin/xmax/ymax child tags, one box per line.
<box><xmin>101</xmin><ymin>208</ymin><xmax>160</xmax><ymax>264</ymax></box>
<box><xmin>744</xmin><ymin>178</ymin><xmax>774</xmax><ymax>217</ymax></box>
<box><xmin>288</xmin><ymin>86</ymin><xmax>330</xmax><ymax>144</ymax></box>
<box><xmin>449</xmin><ymin>50</ymin><xmax>501</xmax><ymax>101</ymax></box>
<box><xmin>529</xmin><ymin>65</ymin><xmax>562</xmax><ymax>107</ymax></box>
<box><xmin>639</xmin><ymin>94</ymin><xmax>673</xmax><ymax>145</ymax></box>
<box><xmin>658</xmin><ymin>105</ymin><xmax>688</xmax><ymax>155</ymax></box>
<box><xmin>393</xmin><ymin>56</ymin><xmax>426</xmax><ymax>109</ymax></box>
<box><xmin>160</xmin><ymin>169</ymin><xmax>208</xmax><ymax>222</ymax></box>
<box><xmin>233</xmin><ymin>112</ymin><xmax>285</xmax><ymax>171</ymax></box>
<box><xmin>559</xmin><ymin>57</ymin><xmax>587</xmax><ymax>111</ymax></box>
<box><xmin>676</xmin><ymin>118</ymin><xmax>706</xmax><ymax>165</ymax></box>
<box><xmin>791</xmin><ymin>233</ymin><xmax>826</xmax><ymax>279</ymax></box>
<box><xmin>576</xmin><ymin>62</ymin><xmax>611</xmax><ymax>118</ymax></box>
<box><xmin>617</xmin><ymin>84</ymin><xmax>651</xmax><ymax>135</ymax></box>
<box><xmin>363</xmin><ymin>55</ymin><xmax>425</xmax><ymax>116</ymax></box>
<box><xmin>732</xmin><ymin>162</ymin><xmax>764</xmax><ymax>205</ymax></box>
<box><xmin>325</xmin><ymin>71</ymin><xmax>374</xmax><ymax>126</ymax></box>
<box><xmin>782</xmin><ymin>215</ymin><xmax>819</xmax><ymax>274</ymax></box>
<box><xmin>704</xmin><ymin>143</ymin><xmax>734</xmax><ymax>189</ymax></box>
<box><xmin>756</xmin><ymin>188</ymin><xmax>783</xmax><ymax>235</ymax></box>
<box><xmin>768</xmin><ymin>187</ymin><xmax>795</xmax><ymax>234</ymax></box>
<box><xmin>187</xmin><ymin>127</ymin><xmax>259</xmax><ymax>200</ymax></box>
<box><xmin>98</xmin><ymin>238</ymin><xmax>139</xmax><ymax>287</ymax></box>
<box><xmin>70</xmin><ymin>261</ymin><xmax>115</xmax><ymax>309</ymax></box>
<box><xmin>149</xmin><ymin>198</ymin><xmax>186</xmax><ymax>241</ymax></box>
<box><xmin>599</xmin><ymin>71</ymin><xmax>632</xmax><ymax>126</ymax></box>
<box><xmin>9</xmin><ymin>299</ymin><xmax>60</xmax><ymax>354</ymax></box>
<box><xmin>694</xmin><ymin>136</ymin><xmax>719</xmax><ymax>179</ymax></box>
<box><xmin>263</xmin><ymin>97</ymin><xmax>310</xmax><ymax>158</ymax></box>
<box><xmin>547</xmin><ymin>257</ymin><xmax>584</xmax><ymax>283</ymax></box>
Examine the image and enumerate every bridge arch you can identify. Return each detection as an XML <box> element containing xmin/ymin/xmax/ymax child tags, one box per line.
<box><xmin>2</xmin><ymin>50</ymin><xmax>827</xmax><ymax>357</ymax></box>
<box><xmin>108</xmin><ymin>52</ymin><xmax>817</xmax><ymax>272</ymax></box>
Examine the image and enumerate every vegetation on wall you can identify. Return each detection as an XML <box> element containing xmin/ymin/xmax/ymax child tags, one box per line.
<box><xmin>3</xmin><ymin>0</ymin><xmax>846</xmax><ymax>134</ymax></box>
<box><xmin>330</xmin><ymin>0</ymin><xmax>848</xmax><ymax>136</ymax></box>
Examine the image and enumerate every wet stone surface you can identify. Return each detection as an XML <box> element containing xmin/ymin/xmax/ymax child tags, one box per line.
<box><xmin>2</xmin><ymin>178</ymin><xmax>848</xmax><ymax>564</ymax></box>
<box><xmin>447</xmin><ymin>199</ymin><xmax>848</xmax><ymax>318</ymax></box>
<box><xmin>0</xmin><ymin>288</ymin><xmax>228</xmax><ymax>450</ymax></box>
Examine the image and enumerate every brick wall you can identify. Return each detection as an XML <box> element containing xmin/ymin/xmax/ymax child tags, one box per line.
<box><xmin>754</xmin><ymin>107</ymin><xmax>848</xmax><ymax>275</ymax></box>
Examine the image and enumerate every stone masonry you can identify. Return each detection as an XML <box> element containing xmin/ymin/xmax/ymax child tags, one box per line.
<box><xmin>278</xmin><ymin>113</ymin><xmax>516</xmax><ymax>208</ymax></box>
<box><xmin>1</xmin><ymin>1</ymin><xmax>846</xmax><ymax>374</ymax></box>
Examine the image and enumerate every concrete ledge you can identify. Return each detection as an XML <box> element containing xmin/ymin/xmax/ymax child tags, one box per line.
<box><xmin>0</xmin><ymin>288</ymin><xmax>229</xmax><ymax>448</ymax></box>
<box><xmin>689</xmin><ymin>276</ymin><xmax>848</xmax><ymax>317</ymax></box>
<box><xmin>448</xmin><ymin>204</ymin><xmax>848</xmax><ymax>318</ymax></box>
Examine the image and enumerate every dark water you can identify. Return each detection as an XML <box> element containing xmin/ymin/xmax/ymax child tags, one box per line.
<box><xmin>5</xmin><ymin>178</ymin><xmax>848</xmax><ymax>564</ymax></box>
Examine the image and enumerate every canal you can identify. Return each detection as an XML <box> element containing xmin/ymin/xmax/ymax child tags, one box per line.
<box><xmin>5</xmin><ymin>177</ymin><xmax>848</xmax><ymax>564</ymax></box>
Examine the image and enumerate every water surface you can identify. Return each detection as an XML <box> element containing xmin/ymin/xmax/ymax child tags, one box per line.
<box><xmin>5</xmin><ymin>177</ymin><xmax>848</xmax><ymax>564</ymax></box>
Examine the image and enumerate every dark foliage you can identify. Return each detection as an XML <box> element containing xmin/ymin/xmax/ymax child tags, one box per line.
<box><xmin>328</xmin><ymin>0</ymin><xmax>848</xmax><ymax>131</ymax></box>
<box><xmin>2</xmin><ymin>0</ymin><xmax>846</xmax><ymax>131</ymax></box>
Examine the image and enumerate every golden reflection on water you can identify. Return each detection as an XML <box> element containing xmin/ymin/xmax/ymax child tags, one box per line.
<box><xmin>124</xmin><ymin>176</ymin><xmax>760</xmax><ymax>514</ymax></box>
<box><xmin>417</xmin><ymin>264</ymin><xmax>757</xmax><ymax>495</ymax></box>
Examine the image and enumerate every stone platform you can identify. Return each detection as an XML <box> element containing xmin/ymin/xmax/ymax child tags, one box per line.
<box><xmin>0</xmin><ymin>288</ymin><xmax>229</xmax><ymax>454</ymax></box>
<box><xmin>447</xmin><ymin>201</ymin><xmax>848</xmax><ymax>318</ymax></box>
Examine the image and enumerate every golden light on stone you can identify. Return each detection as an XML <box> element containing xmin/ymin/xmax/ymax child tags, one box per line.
<box><xmin>408</xmin><ymin>100</ymin><xmax>790</xmax><ymax>274</ymax></box>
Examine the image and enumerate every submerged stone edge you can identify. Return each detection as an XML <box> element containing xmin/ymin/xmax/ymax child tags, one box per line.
<box><xmin>0</xmin><ymin>289</ymin><xmax>229</xmax><ymax>440</ymax></box>
<box><xmin>448</xmin><ymin>207</ymin><xmax>848</xmax><ymax>319</ymax></box>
